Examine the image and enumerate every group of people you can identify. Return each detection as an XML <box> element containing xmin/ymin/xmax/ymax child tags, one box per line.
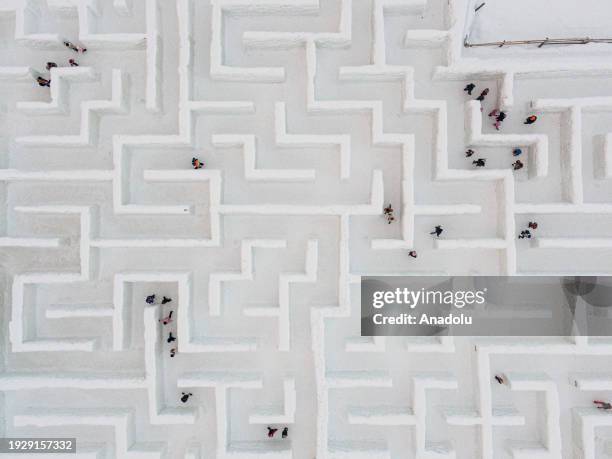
<box><xmin>519</xmin><ymin>221</ymin><xmax>538</xmax><ymax>239</ymax></box>
<box><xmin>511</xmin><ymin>148</ymin><xmax>524</xmax><ymax>170</ymax></box>
<box><xmin>148</xmin><ymin>294</ymin><xmax>177</xmax><ymax>358</ymax></box>
<box><xmin>385</xmin><ymin>78</ymin><xmax>549</xmax><ymax>247</ymax></box>
<box><xmin>467</xmin><ymin>147</ymin><xmax>526</xmax><ymax>170</ymax></box>
<box><xmin>465</xmin><ymin>149</ymin><xmax>487</xmax><ymax>168</ymax></box>
<box><xmin>385</xmin><ymin>202</ymin><xmax>541</xmax><ymax>249</ymax></box>
<box><xmin>496</xmin><ymin>376</ymin><xmax>612</xmax><ymax>412</ymax></box>
<box><xmin>149</xmin><ymin>294</ymin><xmax>196</xmax><ymax>404</ymax></box>
<box><xmin>267</xmin><ymin>426</ymin><xmax>289</xmax><ymax>439</ymax></box>
<box><xmin>35</xmin><ymin>40</ymin><xmax>85</xmax><ymax>88</ymax></box>
<box><xmin>464</xmin><ymin>82</ymin><xmax>539</xmax><ymax>171</ymax></box>
<box><xmin>383</xmin><ymin>204</ymin><xmax>395</xmax><ymax>224</ymax></box>
<box><xmin>382</xmin><ymin>205</ymin><xmax>444</xmax><ymax>259</ymax></box>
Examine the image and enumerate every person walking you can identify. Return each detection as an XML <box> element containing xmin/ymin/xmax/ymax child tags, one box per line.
<box><xmin>473</xmin><ymin>158</ymin><xmax>486</xmax><ymax>167</ymax></box>
<box><xmin>383</xmin><ymin>204</ymin><xmax>395</xmax><ymax>224</ymax></box>
<box><xmin>408</xmin><ymin>250</ymin><xmax>417</xmax><ymax>258</ymax></box>
<box><xmin>512</xmin><ymin>160</ymin><xmax>524</xmax><ymax>171</ymax></box>
<box><xmin>281</xmin><ymin>427</ymin><xmax>288</xmax><ymax>438</ymax></box>
<box><xmin>493</xmin><ymin>111</ymin><xmax>506</xmax><ymax>130</ymax></box>
<box><xmin>465</xmin><ymin>149</ymin><xmax>475</xmax><ymax>158</ymax></box>
<box><xmin>430</xmin><ymin>225</ymin><xmax>443</xmax><ymax>237</ymax></box>
<box><xmin>463</xmin><ymin>83</ymin><xmax>475</xmax><ymax>95</ymax></box>
<box><xmin>167</xmin><ymin>332</ymin><xmax>176</xmax><ymax>343</ymax></box>
<box><xmin>159</xmin><ymin>311</ymin><xmax>173</xmax><ymax>325</ymax></box>
<box><xmin>267</xmin><ymin>427</ymin><xmax>278</xmax><ymax>438</ymax></box>
<box><xmin>64</xmin><ymin>40</ymin><xmax>86</xmax><ymax>53</ymax></box>
<box><xmin>36</xmin><ymin>76</ymin><xmax>51</xmax><ymax>87</ymax></box>
<box><xmin>476</xmin><ymin>88</ymin><xmax>489</xmax><ymax>102</ymax></box>
<box><xmin>192</xmin><ymin>157</ymin><xmax>204</xmax><ymax>169</ymax></box>
<box><xmin>524</xmin><ymin>115</ymin><xmax>538</xmax><ymax>125</ymax></box>
<box><xmin>594</xmin><ymin>400</ymin><xmax>612</xmax><ymax>410</ymax></box>
<box><xmin>180</xmin><ymin>392</ymin><xmax>192</xmax><ymax>403</ymax></box>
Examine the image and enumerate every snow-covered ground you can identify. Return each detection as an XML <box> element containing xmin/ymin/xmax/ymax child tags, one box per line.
<box><xmin>469</xmin><ymin>0</ymin><xmax>612</xmax><ymax>42</ymax></box>
<box><xmin>1</xmin><ymin>0</ymin><xmax>612</xmax><ymax>458</ymax></box>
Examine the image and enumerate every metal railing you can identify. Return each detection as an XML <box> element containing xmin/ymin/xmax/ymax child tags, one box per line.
<box><xmin>464</xmin><ymin>36</ymin><xmax>612</xmax><ymax>49</ymax></box>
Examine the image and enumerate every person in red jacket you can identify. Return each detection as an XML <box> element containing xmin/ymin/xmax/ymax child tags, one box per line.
<box><xmin>159</xmin><ymin>311</ymin><xmax>173</xmax><ymax>325</ymax></box>
<box><xmin>192</xmin><ymin>157</ymin><xmax>204</xmax><ymax>169</ymax></box>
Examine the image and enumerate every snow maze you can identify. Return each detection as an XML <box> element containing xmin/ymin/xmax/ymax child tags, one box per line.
<box><xmin>2</xmin><ymin>0</ymin><xmax>612</xmax><ymax>457</ymax></box>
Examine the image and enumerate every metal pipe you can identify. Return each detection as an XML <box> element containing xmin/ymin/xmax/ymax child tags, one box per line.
<box><xmin>464</xmin><ymin>37</ymin><xmax>612</xmax><ymax>48</ymax></box>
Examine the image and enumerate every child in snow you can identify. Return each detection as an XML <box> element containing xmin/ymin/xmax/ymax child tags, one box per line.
<box><xmin>528</xmin><ymin>221</ymin><xmax>538</xmax><ymax>230</ymax></box>
<box><xmin>465</xmin><ymin>149</ymin><xmax>475</xmax><ymax>157</ymax></box>
<box><xmin>524</xmin><ymin>115</ymin><xmax>537</xmax><ymax>124</ymax></box>
<box><xmin>408</xmin><ymin>250</ymin><xmax>417</xmax><ymax>258</ymax></box>
<box><xmin>473</xmin><ymin>158</ymin><xmax>486</xmax><ymax>167</ymax></box>
<box><xmin>267</xmin><ymin>427</ymin><xmax>278</xmax><ymax>438</ymax></box>
<box><xmin>170</xmin><ymin>348</ymin><xmax>176</xmax><ymax>357</ymax></box>
<box><xmin>46</xmin><ymin>62</ymin><xmax>57</xmax><ymax>70</ymax></box>
<box><xmin>68</xmin><ymin>59</ymin><xmax>79</xmax><ymax>67</ymax></box>
<box><xmin>180</xmin><ymin>392</ymin><xmax>192</xmax><ymax>403</ymax></box>
<box><xmin>146</xmin><ymin>294</ymin><xmax>156</xmax><ymax>304</ymax></box>
<box><xmin>494</xmin><ymin>374</ymin><xmax>506</xmax><ymax>384</ymax></box>
<box><xmin>161</xmin><ymin>296</ymin><xmax>172</xmax><ymax>304</ymax></box>
<box><xmin>282</xmin><ymin>427</ymin><xmax>288</xmax><ymax>438</ymax></box>
<box><xmin>512</xmin><ymin>160</ymin><xmax>524</xmax><ymax>170</ymax></box>
<box><xmin>167</xmin><ymin>332</ymin><xmax>176</xmax><ymax>343</ymax></box>
<box><xmin>464</xmin><ymin>83</ymin><xmax>475</xmax><ymax>95</ymax></box>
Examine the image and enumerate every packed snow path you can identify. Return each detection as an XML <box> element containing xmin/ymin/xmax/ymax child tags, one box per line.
<box><xmin>1</xmin><ymin>0</ymin><xmax>612</xmax><ymax>457</ymax></box>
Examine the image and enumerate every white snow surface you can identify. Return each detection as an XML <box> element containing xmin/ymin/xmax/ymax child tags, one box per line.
<box><xmin>1</xmin><ymin>0</ymin><xmax>612</xmax><ymax>458</ymax></box>
<box><xmin>469</xmin><ymin>0</ymin><xmax>612</xmax><ymax>42</ymax></box>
